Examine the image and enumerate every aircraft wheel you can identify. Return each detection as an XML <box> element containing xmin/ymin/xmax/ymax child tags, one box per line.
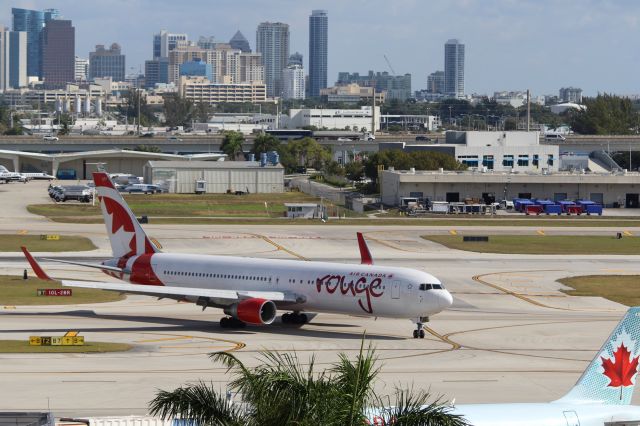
<box><xmin>413</xmin><ymin>330</ymin><xmax>419</xmax><ymax>339</ymax></box>
<box><xmin>419</xmin><ymin>329</ymin><xmax>425</xmax><ymax>339</ymax></box>
<box><xmin>296</xmin><ymin>313</ymin><xmax>308</xmax><ymax>324</ymax></box>
<box><xmin>282</xmin><ymin>313</ymin><xmax>291</xmax><ymax>324</ymax></box>
<box><xmin>220</xmin><ymin>317</ymin><xmax>230</xmax><ymax>328</ymax></box>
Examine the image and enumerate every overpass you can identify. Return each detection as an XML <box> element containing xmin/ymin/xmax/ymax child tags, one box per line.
<box><xmin>1</xmin><ymin>134</ymin><xmax>640</xmax><ymax>155</ymax></box>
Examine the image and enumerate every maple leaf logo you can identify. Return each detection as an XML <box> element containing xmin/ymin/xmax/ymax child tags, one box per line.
<box><xmin>601</xmin><ymin>343</ymin><xmax>639</xmax><ymax>399</ymax></box>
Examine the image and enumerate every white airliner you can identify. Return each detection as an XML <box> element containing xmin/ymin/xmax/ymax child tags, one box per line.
<box><xmin>367</xmin><ymin>307</ymin><xmax>640</xmax><ymax>425</ymax></box>
<box><xmin>22</xmin><ymin>172</ymin><xmax>452</xmax><ymax>337</ymax></box>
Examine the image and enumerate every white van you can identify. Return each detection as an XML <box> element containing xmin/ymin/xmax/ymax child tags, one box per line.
<box><xmin>544</xmin><ymin>133</ymin><xmax>566</xmax><ymax>141</ymax></box>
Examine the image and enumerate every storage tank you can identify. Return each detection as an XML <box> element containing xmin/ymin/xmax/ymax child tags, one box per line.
<box><xmin>95</xmin><ymin>98</ymin><xmax>103</xmax><ymax>116</ymax></box>
<box><xmin>63</xmin><ymin>98</ymin><xmax>70</xmax><ymax>113</ymax></box>
<box><xmin>83</xmin><ymin>96</ymin><xmax>91</xmax><ymax>115</ymax></box>
<box><xmin>55</xmin><ymin>98</ymin><xmax>62</xmax><ymax>113</ymax></box>
<box><xmin>75</xmin><ymin>96</ymin><xmax>81</xmax><ymax>114</ymax></box>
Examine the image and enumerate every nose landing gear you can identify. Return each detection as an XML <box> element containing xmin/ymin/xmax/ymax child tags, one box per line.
<box><xmin>413</xmin><ymin>317</ymin><xmax>428</xmax><ymax>339</ymax></box>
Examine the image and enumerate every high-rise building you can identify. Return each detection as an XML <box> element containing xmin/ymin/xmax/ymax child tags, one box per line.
<box><xmin>427</xmin><ymin>70</ymin><xmax>445</xmax><ymax>94</ymax></box>
<box><xmin>168</xmin><ymin>46</ymin><xmax>212</xmax><ymax>84</ymax></box>
<box><xmin>89</xmin><ymin>43</ymin><xmax>125</xmax><ymax>82</ymax></box>
<box><xmin>308</xmin><ymin>10</ymin><xmax>328</xmax><ymax>98</ymax></box>
<box><xmin>559</xmin><ymin>87</ymin><xmax>583</xmax><ymax>104</ymax></box>
<box><xmin>197</xmin><ymin>36</ymin><xmax>217</xmax><ymax>50</ymax></box>
<box><xmin>180</xmin><ymin>58</ymin><xmax>213</xmax><ymax>81</ymax></box>
<box><xmin>144</xmin><ymin>57</ymin><xmax>169</xmax><ymax>88</ymax></box>
<box><xmin>11</xmin><ymin>8</ymin><xmax>59</xmax><ymax>78</ymax></box>
<box><xmin>1</xmin><ymin>28</ymin><xmax>28</xmax><ymax>90</ymax></box>
<box><xmin>337</xmin><ymin>71</ymin><xmax>411</xmax><ymax>101</ymax></box>
<box><xmin>444</xmin><ymin>39</ymin><xmax>464</xmax><ymax>98</ymax></box>
<box><xmin>75</xmin><ymin>56</ymin><xmax>89</xmax><ymax>81</ymax></box>
<box><xmin>256</xmin><ymin>22</ymin><xmax>289</xmax><ymax>98</ymax></box>
<box><xmin>229</xmin><ymin>31</ymin><xmax>250</xmax><ymax>52</ymax></box>
<box><xmin>283</xmin><ymin>65</ymin><xmax>305</xmax><ymax>100</ymax></box>
<box><xmin>288</xmin><ymin>52</ymin><xmax>303</xmax><ymax>67</ymax></box>
<box><xmin>153</xmin><ymin>30</ymin><xmax>188</xmax><ymax>59</ymax></box>
<box><xmin>41</xmin><ymin>19</ymin><xmax>74</xmax><ymax>89</ymax></box>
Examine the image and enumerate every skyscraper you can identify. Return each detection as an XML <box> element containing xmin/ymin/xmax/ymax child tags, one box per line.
<box><xmin>427</xmin><ymin>70</ymin><xmax>445</xmax><ymax>94</ymax></box>
<box><xmin>41</xmin><ymin>19</ymin><xmax>75</xmax><ymax>89</ymax></box>
<box><xmin>75</xmin><ymin>56</ymin><xmax>89</xmax><ymax>81</ymax></box>
<box><xmin>0</xmin><ymin>27</ymin><xmax>27</xmax><ymax>90</ymax></box>
<box><xmin>283</xmin><ymin>64</ymin><xmax>305</xmax><ymax>100</ymax></box>
<box><xmin>229</xmin><ymin>31</ymin><xmax>250</xmax><ymax>53</ymax></box>
<box><xmin>256</xmin><ymin>22</ymin><xmax>289</xmax><ymax>98</ymax></box>
<box><xmin>11</xmin><ymin>7</ymin><xmax>59</xmax><ymax>78</ymax></box>
<box><xmin>444</xmin><ymin>39</ymin><xmax>464</xmax><ymax>98</ymax></box>
<box><xmin>89</xmin><ymin>43</ymin><xmax>125</xmax><ymax>81</ymax></box>
<box><xmin>153</xmin><ymin>30</ymin><xmax>188</xmax><ymax>59</ymax></box>
<box><xmin>308</xmin><ymin>10</ymin><xmax>328</xmax><ymax>98</ymax></box>
<box><xmin>288</xmin><ymin>52</ymin><xmax>303</xmax><ymax>67</ymax></box>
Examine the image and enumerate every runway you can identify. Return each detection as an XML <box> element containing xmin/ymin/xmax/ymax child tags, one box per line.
<box><xmin>0</xmin><ymin>181</ymin><xmax>639</xmax><ymax>416</ymax></box>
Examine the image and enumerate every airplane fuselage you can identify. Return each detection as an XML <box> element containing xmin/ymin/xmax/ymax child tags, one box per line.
<box><xmin>454</xmin><ymin>402</ymin><xmax>640</xmax><ymax>426</ymax></box>
<box><xmin>103</xmin><ymin>252</ymin><xmax>452</xmax><ymax>319</ymax></box>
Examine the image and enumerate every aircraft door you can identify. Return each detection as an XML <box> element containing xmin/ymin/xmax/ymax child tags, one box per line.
<box><xmin>391</xmin><ymin>281</ymin><xmax>400</xmax><ymax>299</ymax></box>
<box><xmin>562</xmin><ymin>411</ymin><xmax>579</xmax><ymax>426</ymax></box>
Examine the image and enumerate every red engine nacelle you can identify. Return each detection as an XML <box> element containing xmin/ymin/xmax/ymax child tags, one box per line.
<box><xmin>224</xmin><ymin>298</ymin><xmax>277</xmax><ymax>325</ymax></box>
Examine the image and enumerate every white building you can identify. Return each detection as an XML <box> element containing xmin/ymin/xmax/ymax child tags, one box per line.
<box><xmin>75</xmin><ymin>56</ymin><xmax>89</xmax><ymax>82</ymax></box>
<box><xmin>0</xmin><ymin>28</ymin><xmax>27</xmax><ymax>91</ymax></box>
<box><xmin>550</xmin><ymin>102</ymin><xmax>586</xmax><ymax>115</ymax></box>
<box><xmin>282</xmin><ymin>65</ymin><xmax>305</xmax><ymax>100</ymax></box>
<box><xmin>287</xmin><ymin>106</ymin><xmax>381</xmax><ymax>132</ymax></box>
<box><xmin>448</xmin><ymin>131</ymin><xmax>559</xmax><ymax>173</ymax></box>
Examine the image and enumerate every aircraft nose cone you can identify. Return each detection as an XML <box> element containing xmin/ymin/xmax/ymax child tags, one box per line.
<box><xmin>440</xmin><ymin>290</ymin><xmax>453</xmax><ymax>309</ymax></box>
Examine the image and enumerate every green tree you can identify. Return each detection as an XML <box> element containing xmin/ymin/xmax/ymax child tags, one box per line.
<box><xmin>120</xmin><ymin>89</ymin><xmax>157</xmax><ymax>127</ymax></box>
<box><xmin>221</xmin><ymin>131</ymin><xmax>245</xmax><ymax>160</ymax></box>
<box><xmin>194</xmin><ymin>102</ymin><xmax>212</xmax><ymax>123</ymax></box>
<box><xmin>570</xmin><ymin>94</ymin><xmax>638</xmax><ymax>135</ymax></box>
<box><xmin>345</xmin><ymin>160</ymin><xmax>365</xmax><ymax>181</ymax></box>
<box><xmin>164</xmin><ymin>94</ymin><xmax>195</xmax><ymax>127</ymax></box>
<box><xmin>55</xmin><ymin>113</ymin><xmax>72</xmax><ymax>135</ymax></box>
<box><xmin>285</xmin><ymin>137</ymin><xmax>332</xmax><ymax>170</ymax></box>
<box><xmin>149</xmin><ymin>342</ymin><xmax>468</xmax><ymax>426</ymax></box>
<box><xmin>251</xmin><ymin>133</ymin><xmax>280</xmax><ymax>156</ymax></box>
<box><xmin>363</xmin><ymin>150</ymin><xmax>465</xmax><ymax>184</ymax></box>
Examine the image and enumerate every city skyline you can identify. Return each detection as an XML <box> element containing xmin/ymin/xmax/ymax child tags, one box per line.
<box><xmin>0</xmin><ymin>0</ymin><xmax>639</xmax><ymax>96</ymax></box>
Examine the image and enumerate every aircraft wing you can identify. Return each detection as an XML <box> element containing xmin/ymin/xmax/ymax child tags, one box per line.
<box><xmin>61</xmin><ymin>280</ymin><xmax>303</xmax><ymax>304</ymax></box>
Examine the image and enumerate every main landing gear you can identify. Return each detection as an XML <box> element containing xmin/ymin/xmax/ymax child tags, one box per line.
<box><xmin>220</xmin><ymin>316</ymin><xmax>246</xmax><ymax>329</ymax></box>
<box><xmin>282</xmin><ymin>312</ymin><xmax>308</xmax><ymax>325</ymax></box>
<box><xmin>413</xmin><ymin>317</ymin><xmax>427</xmax><ymax>339</ymax></box>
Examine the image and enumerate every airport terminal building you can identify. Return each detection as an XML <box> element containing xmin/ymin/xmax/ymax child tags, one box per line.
<box><xmin>381</xmin><ymin>169</ymin><xmax>640</xmax><ymax>208</ymax></box>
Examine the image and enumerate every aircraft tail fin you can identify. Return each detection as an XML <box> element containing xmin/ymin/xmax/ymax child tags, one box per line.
<box><xmin>21</xmin><ymin>246</ymin><xmax>53</xmax><ymax>281</ymax></box>
<box><xmin>93</xmin><ymin>172</ymin><xmax>159</xmax><ymax>259</ymax></box>
<box><xmin>554</xmin><ymin>307</ymin><xmax>640</xmax><ymax>405</ymax></box>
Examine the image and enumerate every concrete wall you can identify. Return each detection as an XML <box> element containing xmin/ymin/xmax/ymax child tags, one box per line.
<box><xmin>381</xmin><ymin>170</ymin><xmax>640</xmax><ymax>207</ymax></box>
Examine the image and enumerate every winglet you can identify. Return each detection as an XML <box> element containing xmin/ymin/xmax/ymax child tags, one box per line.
<box><xmin>20</xmin><ymin>246</ymin><xmax>53</xmax><ymax>281</ymax></box>
<box><xmin>357</xmin><ymin>232</ymin><xmax>373</xmax><ymax>265</ymax></box>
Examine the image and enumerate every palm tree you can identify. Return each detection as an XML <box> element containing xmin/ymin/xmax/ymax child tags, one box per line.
<box><xmin>220</xmin><ymin>131</ymin><xmax>245</xmax><ymax>161</ymax></box>
<box><xmin>251</xmin><ymin>133</ymin><xmax>280</xmax><ymax>156</ymax></box>
<box><xmin>149</xmin><ymin>340</ymin><xmax>468</xmax><ymax>426</ymax></box>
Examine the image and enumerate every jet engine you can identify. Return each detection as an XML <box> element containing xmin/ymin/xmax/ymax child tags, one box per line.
<box><xmin>224</xmin><ymin>298</ymin><xmax>277</xmax><ymax>325</ymax></box>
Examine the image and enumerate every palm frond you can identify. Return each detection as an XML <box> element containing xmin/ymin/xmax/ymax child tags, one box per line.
<box><xmin>149</xmin><ymin>381</ymin><xmax>249</xmax><ymax>426</ymax></box>
<box><xmin>379</xmin><ymin>387</ymin><xmax>469</xmax><ymax>426</ymax></box>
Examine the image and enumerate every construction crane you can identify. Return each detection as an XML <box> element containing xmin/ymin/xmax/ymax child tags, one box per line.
<box><xmin>383</xmin><ymin>54</ymin><xmax>396</xmax><ymax>76</ymax></box>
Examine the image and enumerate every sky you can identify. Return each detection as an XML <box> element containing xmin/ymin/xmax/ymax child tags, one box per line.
<box><xmin>1</xmin><ymin>0</ymin><xmax>639</xmax><ymax>97</ymax></box>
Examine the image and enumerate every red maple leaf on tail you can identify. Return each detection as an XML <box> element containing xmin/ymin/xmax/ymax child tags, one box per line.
<box><xmin>602</xmin><ymin>343</ymin><xmax>639</xmax><ymax>399</ymax></box>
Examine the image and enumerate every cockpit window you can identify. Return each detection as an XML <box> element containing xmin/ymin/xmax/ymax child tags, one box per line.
<box><xmin>419</xmin><ymin>283</ymin><xmax>443</xmax><ymax>291</ymax></box>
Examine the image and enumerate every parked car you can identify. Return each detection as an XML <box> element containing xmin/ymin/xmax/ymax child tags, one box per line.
<box><xmin>123</xmin><ymin>184</ymin><xmax>159</xmax><ymax>194</ymax></box>
<box><xmin>415</xmin><ymin>135</ymin><xmax>432</xmax><ymax>141</ymax></box>
<box><xmin>43</xmin><ymin>135</ymin><xmax>59</xmax><ymax>141</ymax></box>
<box><xmin>54</xmin><ymin>185</ymin><xmax>93</xmax><ymax>202</ymax></box>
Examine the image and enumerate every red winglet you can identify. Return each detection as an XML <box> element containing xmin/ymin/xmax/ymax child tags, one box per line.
<box><xmin>357</xmin><ymin>232</ymin><xmax>373</xmax><ymax>265</ymax></box>
<box><xmin>21</xmin><ymin>246</ymin><xmax>53</xmax><ymax>281</ymax></box>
